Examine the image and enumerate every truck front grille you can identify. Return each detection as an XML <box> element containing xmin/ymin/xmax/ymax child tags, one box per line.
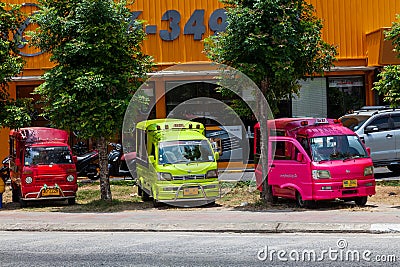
<box><xmin>173</xmin><ymin>175</ymin><xmax>206</xmax><ymax>180</ymax></box>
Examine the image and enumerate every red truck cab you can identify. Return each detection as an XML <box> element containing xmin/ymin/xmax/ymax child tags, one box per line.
<box><xmin>9</xmin><ymin>127</ymin><xmax>78</xmax><ymax>207</ymax></box>
<box><xmin>255</xmin><ymin>118</ymin><xmax>376</xmax><ymax>208</ymax></box>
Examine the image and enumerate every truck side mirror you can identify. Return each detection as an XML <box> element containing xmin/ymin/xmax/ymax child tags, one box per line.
<box><xmin>366</xmin><ymin>147</ymin><xmax>371</xmax><ymax>156</ymax></box>
<box><xmin>149</xmin><ymin>155</ymin><xmax>155</xmax><ymax>164</ymax></box>
<box><xmin>296</xmin><ymin>153</ymin><xmax>304</xmax><ymax>162</ymax></box>
<box><xmin>214</xmin><ymin>151</ymin><xmax>219</xmax><ymax>161</ymax></box>
<box><xmin>364</xmin><ymin>125</ymin><xmax>378</xmax><ymax>134</ymax></box>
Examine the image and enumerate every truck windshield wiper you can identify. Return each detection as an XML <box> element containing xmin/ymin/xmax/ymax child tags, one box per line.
<box><xmin>173</xmin><ymin>160</ymin><xmax>190</xmax><ymax>164</ymax></box>
<box><xmin>343</xmin><ymin>155</ymin><xmax>360</xmax><ymax>162</ymax></box>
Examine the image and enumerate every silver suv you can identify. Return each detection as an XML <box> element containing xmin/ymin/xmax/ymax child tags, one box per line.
<box><xmin>340</xmin><ymin>106</ymin><xmax>400</xmax><ymax>173</ymax></box>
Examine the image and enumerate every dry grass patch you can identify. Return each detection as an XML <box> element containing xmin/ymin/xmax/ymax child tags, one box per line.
<box><xmin>369</xmin><ymin>181</ymin><xmax>400</xmax><ymax>206</ymax></box>
<box><xmin>0</xmin><ymin>180</ymin><xmax>399</xmax><ymax>211</ymax></box>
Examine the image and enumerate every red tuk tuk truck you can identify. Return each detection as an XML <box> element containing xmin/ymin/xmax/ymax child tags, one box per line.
<box><xmin>9</xmin><ymin>127</ymin><xmax>78</xmax><ymax>207</ymax></box>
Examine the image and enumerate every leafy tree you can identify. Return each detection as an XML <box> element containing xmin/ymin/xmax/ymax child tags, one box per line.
<box><xmin>29</xmin><ymin>0</ymin><xmax>153</xmax><ymax>200</ymax></box>
<box><xmin>0</xmin><ymin>3</ymin><xmax>32</xmax><ymax>129</ymax></box>
<box><xmin>373</xmin><ymin>14</ymin><xmax>400</xmax><ymax>106</ymax></box>
<box><xmin>204</xmin><ymin>0</ymin><xmax>337</xmax><ymax>203</ymax></box>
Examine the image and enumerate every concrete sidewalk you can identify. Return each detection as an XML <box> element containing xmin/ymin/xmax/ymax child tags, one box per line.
<box><xmin>0</xmin><ymin>202</ymin><xmax>399</xmax><ymax>234</ymax></box>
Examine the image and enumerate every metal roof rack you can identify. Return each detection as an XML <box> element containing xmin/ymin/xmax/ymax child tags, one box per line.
<box><xmin>359</xmin><ymin>106</ymin><xmax>392</xmax><ymax>111</ymax></box>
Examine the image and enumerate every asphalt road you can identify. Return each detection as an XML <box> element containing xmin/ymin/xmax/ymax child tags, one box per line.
<box><xmin>0</xmin><ymin>232</ymin><xmax>399</xmax><ymax>267</ymax></box>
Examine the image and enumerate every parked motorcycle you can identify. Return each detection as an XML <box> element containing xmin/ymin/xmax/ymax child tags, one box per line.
<box><xmin>73</xmin><ymin>142</ymin><xmax>100</xmax><ymax>180</ymax></box>
<box><xmin>108</xmin><ymin>143</ymin><xmax>136</xmax><ymax>178</ymax></box>
<box><xmin>73</xmin><ymin>141</ymin><xmax>88</xmax><ymax>156</ymax></box>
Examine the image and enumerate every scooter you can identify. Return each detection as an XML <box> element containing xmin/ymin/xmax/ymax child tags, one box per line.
<box><xmin>73</xmin><ymin>142</ymin><xmax>100</xmax><ymax>180</ymax></box>
<box><xmin>108</xmin><ymin>143</ymin><xmax>136</xmax><ymax>178</ymax></box>
<box><xmin>73</xmin><ymin>141</ymin><xmax>88</xmax><ymax>156</ymax></box>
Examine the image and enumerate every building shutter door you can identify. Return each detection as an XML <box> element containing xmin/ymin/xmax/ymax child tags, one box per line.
<box><xmin>292</xmin><ymin>78</ymin><xmax>327</xmax><ymax>118</ymax></box>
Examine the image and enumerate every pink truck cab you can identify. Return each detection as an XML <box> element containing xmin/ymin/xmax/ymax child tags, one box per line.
<box><xmin>254</xmin><ymin>118</ymin><xmax>376</xmax><ymax>208</ymax></box>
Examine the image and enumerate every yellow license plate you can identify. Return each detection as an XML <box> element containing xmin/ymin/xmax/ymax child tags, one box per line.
<box><xmin>343</xmin><ymin>180</ymin><xmax>357</xmax><ymax>188</ymax></box>
<box><xmin>42</xmin><ymin>188</ymin><xmax>60</xmax><ymax>197</ymax></box>
<box><xmin>183</xmin><ymin>187</ymin><xmax>198</xmax><ymax>196</ymax></box>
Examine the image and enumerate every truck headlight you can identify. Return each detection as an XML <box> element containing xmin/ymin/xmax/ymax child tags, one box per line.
<box><xmin>25</xmin><ymin>176</ymin><xmax>33</xmax><ymax>184</ymax></box>
<box><xmin>66</xmin><ymin>175</ymin><xmax>75</xmax><ymax>182</ymax></box>
<box><xmin>158</xmin><ymin>172</ymin><xmax>173</xmax><ymax>181</ymax></box>
<box><xmin>312</xmin><ymin>170</ymin><xmax>331</xmax><ymax>179</ymax></box>
<box><xmin>364</xmin><ymin>166</ymin><xmax>373</xmax><ymax>176</ymax></box>
<box><xmin>206</xmin><ymin>169</ymin><xmax>218</xmax><ymax>178</ymax></box>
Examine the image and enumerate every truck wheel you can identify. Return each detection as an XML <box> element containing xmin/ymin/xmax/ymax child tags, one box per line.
<box><xmin>296</xmin><ymin>191</ymin><xmax>315</xmax><ymax>208</ymax></box>
<box><xmin>87</xmin><ymin>164</ymin><xmax>100</xmax><ymax>180</ymax></box>
<box><xmin>152</xmin><ymin>198</ymin><xmax>163</xmax><ymax>208</ymax></box>
<box><xmin>137</xmin><ymin>184</ymin><xmax>143</xmax><ymax>197</ymax></box>
<box><xmin>269</xmin><ymin>186</ymin><xmax>278</xmax><ymax>204</ymax></box>
<box><xmin>12</xmin><ymin>187</ymin><xmax>21</xmax><ymax>203</ymax></box>
<box><xmin>387</xmin><ymin>165</ymin><xmax>400</xmax><ymax>174</ymax></box>
<box><xmin>19</xmin><ymin>198</ymin><xmax>27</xmax><ymax>208</ymax></box>
<box><xmin>68</xmin><ymin>198</ymin><xmax>76</xmax><ymax>205</ymax></box>
<box><xmin>141</xmin><ymin>187</ymin><xmax>150</xmax><ymax>201</ymax></box>
<box><xmin>88</xmin><ymin>173</ymin><xmax>99</xmax><ymax>181</ymax></box>
<box><xmin>354</xmin><ymin>196</ymin><xmax>368</xmax><ymax>206</ymax></box>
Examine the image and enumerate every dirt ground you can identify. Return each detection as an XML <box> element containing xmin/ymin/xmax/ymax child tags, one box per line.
<box><xmin>369</xmin><ymin>185</ymin><xmax>400</xmax><ymax>206</ymax></box>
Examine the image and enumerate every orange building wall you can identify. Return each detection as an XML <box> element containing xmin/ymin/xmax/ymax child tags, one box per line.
<box><xmin>309</xmin><ymin>0</ymin><xmax>400</xmax><ymax>66</ymax></box>
<box><xmin>11</xmin><ymin>0</ymin><xmax>400</xmax><ymax>70</ymax></box>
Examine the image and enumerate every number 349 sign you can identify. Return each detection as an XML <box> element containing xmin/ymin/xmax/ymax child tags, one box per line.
<box><xmin>16</xmin><ymin>4</ymin><xmax>227</xmax><ymax>57</ymax></box>
<box><xmin>132</xmin><ymin>9</ymin><xmax>227</xmax><ymax>41</ymax></box>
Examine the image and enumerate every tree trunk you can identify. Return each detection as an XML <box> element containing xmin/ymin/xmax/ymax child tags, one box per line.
<box><xmin>97</xmin><ymin>136</ymin><xmax>112</xmax><ymax>201</ymax></box>
<box><xmin>259</xmin><ymin>78</ymin><xmax>273</xmax><ymax>205</ymax></box>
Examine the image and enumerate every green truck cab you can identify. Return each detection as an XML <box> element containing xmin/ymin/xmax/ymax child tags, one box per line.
<box><xmin>135</xmin><ymin>119</ymin><xmax>220</xmax><ymax>207</ymax></box>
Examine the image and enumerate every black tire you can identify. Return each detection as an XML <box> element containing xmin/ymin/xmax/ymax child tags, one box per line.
<box><xmin>269</xmin><ymin>186</ymin><xmax>278</xmax><ymax>204</ymax></box>
<box><xmin>204</xmin><ymin>201</ymin><xmax>216</xmax><ymax>207</ymax></box>
<box><xmin>12</xmin><ymin>186</ymin><xmax>21</xmax><ymax>203</ymax></box>
<box><xmin>68</xmin><ymin>197</ymin><xmax>76</xmax><ymax>205</ymax></box>
<box><xmin>271</xmin><ymin>195</ymin><xmax>279</xmax><ymax>204</ymax></box>
<box><xmin>296</xmin><ymin>191</ymin><xmax>316</xmax><ymax>208</ymax></box>
<box><xmin>387</xmin><ymin>165</ymin><xmax>400</xmax><ymax>174</ymax></box>
<box><xmin>152</xmin><ymin>198</ymin><xmax>163</xmax><ymax>208</ymax></box>
<box><xmin>19</xmin><ymin>198</ymin><xmax>27</xmax><ymax>208</ymax></box>
<box><xmin>87</xmin><ymin>173</ymin><xmax>99</xmax><ymax>181</ymax></box>
<box><xmin>354</xmin><ymin>196</ymin><xmax>368</xmax><ymax>206</ymax></box>
<box><xmin>137</xmin><ymin>184</ymin><xmax>143</xmax><ymax>197</ymax></box>
<box><xmin>141</xmin><ymin>187</ymin><xmax>150</xmax><ymax>201</ymax></box>
<box><xmin>87</xmin><ymin>164</ymin><xmax>100</xmax><ymax>180</ymax></box>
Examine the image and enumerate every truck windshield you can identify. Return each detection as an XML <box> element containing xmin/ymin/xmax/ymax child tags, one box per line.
<box><xmin>309</xmin><ymin>135</ymin><xmax>368</xmax><ymax>162</ymax></box>
<box><xmin>24</xmin><ymin>146</ymin><xmax>73</xmax><ymax>166</ymax></box>
<box><xmin>158</xmin><ymin>140</ymin><xmax>214</xmax><ymax>164</ymax></box>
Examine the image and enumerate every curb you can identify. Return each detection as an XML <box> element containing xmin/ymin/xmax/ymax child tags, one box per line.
<box><xmin>1</xmin><ymin>222</ymin><xmax>400</xmax><ymax>234</ymax></box>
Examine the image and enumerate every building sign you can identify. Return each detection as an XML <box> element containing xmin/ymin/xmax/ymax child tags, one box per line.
<box><xmin>15</xmin><ymin>3</ymin><xmax>227</xmax><ymax>57</ymax></box>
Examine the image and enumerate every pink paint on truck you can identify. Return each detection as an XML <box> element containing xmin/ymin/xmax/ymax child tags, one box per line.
<box><xmin>254</xmin><ymin>118</ymin><xmax>376</xmax><ymax>208</ymax></box>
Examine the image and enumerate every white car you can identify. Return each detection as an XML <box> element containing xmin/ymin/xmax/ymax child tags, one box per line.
<box><xmin>340</xmin><ymin>106</ymin><xmax>400</xmax><ymax>173</ymax></box>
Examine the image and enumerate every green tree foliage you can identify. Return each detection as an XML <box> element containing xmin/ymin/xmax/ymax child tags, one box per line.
<box><xmin>0</xmin><ymin>3</ymin><xmax>32</xmax><ymax>129</ymax></box>
<box><xmin>204</xmin><ymin>0</ymin><xmax>337</xmax><ymax>113</ymax></box>
<box><xmin>29</xmin><ymin>0</ymin><xmax>153</xmax><ymax>200</ymax></box>
<box><xmin>373</xmin><ymin>14</ymin><xmax>400</xmax><ymax>106</ymax></box>
<box><xmin>204</xmin><ymin>0</ymin><xmax>336</xmax><ymax>204</ymax></box>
